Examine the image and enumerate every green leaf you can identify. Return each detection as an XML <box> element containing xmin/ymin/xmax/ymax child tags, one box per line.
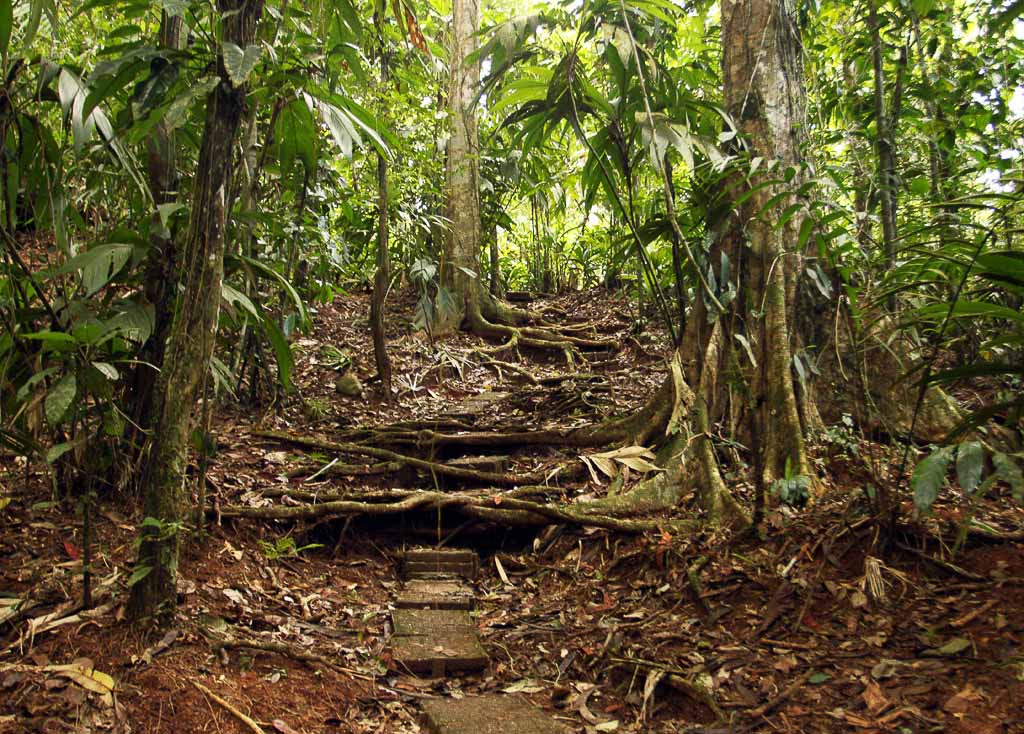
<box><xmin>222</xmin><ymin>283</ymin><xmax>260</xmax><ymax>319</ymax></box>
<box><xmin>261</xmin><ymin>317</ymin><xmax>294</xmax><ymax>392</ymax></box>
<box><xmin>46</xmin><ymin>442</ymin><xmax>74</xmax><ymax>464</ymax></box>
<box><xmin>22</xmin><ymin>330</ymin><xmax>76</xmax><ymax>345</ymax></box>
<box><xmin>127</xmin><ymin>564</ymin><xmax>152</xmax><ymax>587</ymax></box>
<box><xmin>237</xmin><ymin>255</ymin><xmax>309</xmax><ymax>329</ymax></box>
<box><xmin>992</xmin><ymin>453</ymin><xmax>1024</xmax><ymax>501</ymax></box>
<box><xmin>928</xmin><ymin>637</ymin><xmax>971</xmax><ymax>656</ymax></box>
<box><xmin>45</xmin><ymin>373</ymin><xmax>77</xmax><ymax>426</ymax></box>
<box><xmin>222</xmin><ymin>42</ymin><xmax>261</xmax><ymax>86</ymax></box>
<box><xmin>0</xmin><ymin>0</ymin><xmax>12</xmax><ymax>59</ymax></box>
<box><xmin>955</xmin><ymin>441</ymin><xmax>984</xmax><ymax>495</ymax></box>
<box><xmin>55</xmin><ymin>243</ymin><xmax>134</xmax><ymax>296</ymax></box>
<box><xmin>911</xmin><ymin>446</ymin><xmax>953</xmax><ymax>514</ymax></box>
<box><xmin>908</xmin><ymin>176</ymin><xmax>931</xmax><ymax>196</ymax></box>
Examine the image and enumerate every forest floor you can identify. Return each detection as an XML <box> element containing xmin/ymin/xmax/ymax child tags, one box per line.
<box><xmin>1</xmin><ymin>287</ymin><xmax>1023</xmax><ymax>734</ymax></box>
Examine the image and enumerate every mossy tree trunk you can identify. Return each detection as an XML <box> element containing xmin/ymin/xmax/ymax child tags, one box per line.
<box><xmin>634</xmin><ymin>0</ymin><xmax>816</xmax><ymax>526</ymax></box>
<box><xmin>129</xmin><ymin>0</ymin><xmax>264</xmax><ymax>624</ymax></box>
<box><xmin>125</xmin><ymin>13</ymin><xmax>183</xmax><ymax>464</ymax></box>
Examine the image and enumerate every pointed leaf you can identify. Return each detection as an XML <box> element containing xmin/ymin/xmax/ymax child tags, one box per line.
<box><xmin>955</xmin><ymin>441</ymin><xmax>984</xmax><ymax>495</ymax></box>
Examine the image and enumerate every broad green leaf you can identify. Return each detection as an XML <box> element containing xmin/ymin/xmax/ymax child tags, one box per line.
<box><xmin>46</xmin><ymin>442</ymin><xmax>74</xmax><ymax>464</ymax></box>
<box><xmin>238</xmin><ymin>255</ymin><xmax>309</xmax><ymax>328</ymax></box>
<box><xmin>911</xmin><ymin>446</ymin><xmax>953</xmax><ymax>513</ymax></box>
<box><xmin>277</xmin><ymin>96</ymin><xmax>318</xmax><ymax>176</ymax></box>
<box><xmin>261</xmin><ymin>317</ymin><xmax>294</xmax><ymax>391</ymax></box>
<box><xmin>222</xmin><ymin>282</ymin><xmax>260</xmax><ymax>319</ymax></box>
<box><xmin>57</xmin><ymin>243</ymin><xmax>134</xmax><ymax>296</ymax></box>
<box><xmin>955</xmin><ymin>441</ymin><xmax>984</xmax><ymax>495</ymax></box>
<box><xmin>222</xmin><ymin>42</ymin><xmax>261</xmax><ymax>86</ymax></box>
<box><xmin>22</xmin><ymin>330</ymin><xmax>76</xmax><ymax>345</ymax></box>
<box><xmin>45</xmin><ymin>373</ymin><xmax>77</xmax><ymax>426</ymax></box>
<box><xmin>127</xmin><ymin>564</ymin><xmax>152</xmax><ymax>586</ymax></box>
<box><xmin>0</xmin><ymin>0</ymin><xmax>12</xmax><ymax>59</ymax></box>
<box><xmin>993</xmin><ymin>453</ymin><xmax>1023</xmax><ymax>501</ymax></box>
<box><xmin>164</xmin><ymin>76</ymin><xmax>219</xmax><ymax>130</ymax></box>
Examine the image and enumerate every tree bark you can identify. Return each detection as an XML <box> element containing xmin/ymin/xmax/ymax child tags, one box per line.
<box><xmin>717</xmin><ymin>0</ymin><xmax>813</xmax><ymax>482</ymax></box>
<box><xmin>441</xmin><ymin>0</ymin><xmax>483</xmax><ymax>330</ymax></box>
<box><xmin>869</xmin><ymin>0</ymin><xmax>899</xmax><ymax>273</ymax></box>
<box><xmin>441</xmin><ymin>0</ymin><xmax>527</xmax><ymax>332</ymax></box>
<box><xmin>129</xmin><ymin>0</ymin><xmax>265</xmax><ymax>624</ymax></box>
<box><xmin>372</xmin><ymin>42</ymin><xmax>393</xmax><ymax>400</ymax></box>
<box><xmin>488</xmin><ymin>222</ymin><xmax>503</xmax><ymax>297</ymax></box>
<box><xmin>126</xmin><ymin>13</ymin><xmax>183</xmax><ymax>459</ymax></box>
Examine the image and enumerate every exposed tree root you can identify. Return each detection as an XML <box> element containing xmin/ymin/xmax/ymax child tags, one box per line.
<box><xmin>219</xmin><ymin>486</ymin><xmax>695</xmax><ymax>533</ymax></box>
<box><xmin>253</xmin><ymin>429</ymin><xmax>580</xmax><ymax>485</ymax></box>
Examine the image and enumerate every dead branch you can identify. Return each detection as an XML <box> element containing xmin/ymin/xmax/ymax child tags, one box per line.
<box><xmin>191</xmin><ymin>680</ymin><xmax>263</xmax><ymax>734</ymax></box>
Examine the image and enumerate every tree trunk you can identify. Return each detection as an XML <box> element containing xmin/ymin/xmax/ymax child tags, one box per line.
<box><xmin>441</xmin><ymin>0</ymin><xmax>483</xmax><ymax>330</ymax></box>
<box><xmin>442</xmin><ymin>0</ymin><xmax>526</xmax><ymax>332</ymax></box>
<box><xmin>129</xmin><ymin>0</ymin><xmax>264</xmax><ymax>624</ymax></box>
<box><xmin>372</xmin><ymin>42</ymin><xmax>393</xmax><ymax>400</ymax></box>
<box><xmin>488</xmin><ymin>222</ymin><xmax>503</xmax><ymax>297</ymax></box>
<box><xmin>717</xmin><ymin>0</ymin><xmax>813</xmax><ymax>482</ymax></box>
<box><xmin>869</xmin><ymin>0</ymin><xmax>899</xmax><ymax>273</ymax></box>
<box><xmin>125</xmin><ymin>13</ymin><xmax>183</xmax><ymax>461</ymax></box>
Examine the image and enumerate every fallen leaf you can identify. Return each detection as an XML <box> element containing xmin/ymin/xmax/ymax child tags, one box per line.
<box><xmin>925</xmin><ymin>637</ymin><xmax>971</xmax><ymax>656</ymax></box>
<box><xmin>943</xmin><ymin>683</ymin><xmax>983</xmax><ymax>714</ymax></box>
<box><xmin>861</xmin><ymin>681</ymin><xmax>890</xmax><ymax>715</ymax></box>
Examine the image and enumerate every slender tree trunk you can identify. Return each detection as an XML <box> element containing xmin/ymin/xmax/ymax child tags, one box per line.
<box><xmin>129</xmin><ymin>0</ymin><xmax>265</xmax><ymax>624</ymax></box>
<box><xmin>488</xmin><ymin>223</ymin><xmax>503</xmax><ymax>297</ymax></box>
<box><xmin>441</xmin><ymin>0</ymin><xmax>526</xmax><ymax>331</ymax></box>
<box><xmin>372</xmin><ymin>42</ymin><xmax>393</xmax><ymax>400</ymax></box>
<box><xmin>126</xmin><ymin>13</ymin><xmax>183</xmax><ymax>456</ymax></box>
<box><xmin>870</xmin><ymin>0</ymin><xmax>899</xmax><ymax>274</ymax></box>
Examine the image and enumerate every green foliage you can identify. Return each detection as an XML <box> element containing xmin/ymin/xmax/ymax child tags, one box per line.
<box><xmin>770</xmin><ymin>458</ymin><xmax>812</xmax><ymax>506</ymax></box>
<box><xmin>258</xmin><ymin>535</ymin><xmax>324</xmax><ymax>561</ymax></box>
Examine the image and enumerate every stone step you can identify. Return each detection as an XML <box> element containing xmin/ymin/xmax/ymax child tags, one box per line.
<box><xmin>390</xmin><ymin>607</ymin><xmax>484</xmax><ymax>677</ymax></box>
<box><xmin>390</xmin><ymin>628</ymin><xmax>488</xmax><ymax>677</ymax></box>
<box><xmin>396</xmin><ymin>579</ymin><xmax>474</xmax><ymax>611</ymax></box>
<box><xmin>402</xmin><ymin>548</ymin><xmax>479</xmax><ymax>580</ymax></box>
<box><xmin>392</xmin><ymin>609</ymin><xmax>474</xmax><ymax>636</ymax></box>
<box><xmin>420</xmin><ymin>695</ymin><xmax>567</xmax><ymax>734</ymax></box>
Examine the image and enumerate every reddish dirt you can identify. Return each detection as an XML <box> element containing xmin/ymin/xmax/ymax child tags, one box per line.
<box><xmin>2</xmin><ymin>288</ymin><xmax>1023</xmax><ymax>733</ymax></box>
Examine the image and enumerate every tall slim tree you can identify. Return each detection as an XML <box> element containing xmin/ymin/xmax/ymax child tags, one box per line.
<box><xmin>129</xmin><ymin>0</ymin><xmax>265</xmax><ymax>622</ymax></box>
<box><xmin>371</xmin><ymin>16</ymin><xmax>393</xmax><ymax>400</ymax></box>
<box><xmin>441</xmin><ymin>0</ymin><xmax>484</xmax><ymax>331</ymax></box>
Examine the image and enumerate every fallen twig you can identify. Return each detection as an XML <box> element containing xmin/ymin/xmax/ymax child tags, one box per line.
<box><xmin>191</xmin><ymin>680</ymin><xmax>264</xmax><ymax>734</ymax></box>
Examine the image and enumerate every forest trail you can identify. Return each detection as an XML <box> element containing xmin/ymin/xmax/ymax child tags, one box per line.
<box><xmin>2</xmin><ymin>289</ymin><xmax>1023</xmax><ymax>734</ymax></box>
<box><xmin>388</xmin><ymin>548</ymin><xmax>566</xmax><ymax>733</ymax></box>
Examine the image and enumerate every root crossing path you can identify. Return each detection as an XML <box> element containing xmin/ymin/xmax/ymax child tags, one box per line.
<box><xmin>388</xmin><ymin>548</ymin><xmax>568</xmax><ymax>733</ymax></box>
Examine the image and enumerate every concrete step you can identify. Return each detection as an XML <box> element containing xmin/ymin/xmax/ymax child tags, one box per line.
<box><xmin>420</xmin><ymin>695</ymin><xmax>567</xmax><ymax>734</ymax></box>
<box><xmin>402</xmin><ymin>548</ymin><xmax>479</xmax><ymax>580</ymax></box>
<box><xmin>390</xmin><ymin>628</ymin><xmax>487</xmax><ymax>677</ymax></box>
<box><xmin>390</xmin><ymin>607</ymin><xmax>485</xmax><ymax>677</ymax></box>
<box><xmin>392</xmin><ymin>609</ymin><xmax>474</xmax><ymax>636</ymax></box>
<box><xmin>396</xmin><ymin>579</ymin><xmax>474</xmax><ymax>611</ymax></box>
